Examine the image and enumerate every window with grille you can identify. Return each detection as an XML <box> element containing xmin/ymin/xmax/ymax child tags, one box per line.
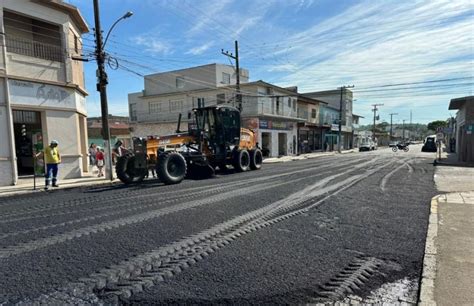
<box><xmin>176</xmin><ymin>77</ymin><xmax>185</xmax><ymax>88</ymax></box>
<box><xmin>129</xmin><ymin>104</ymin><xmax>137</xmax><ymax>121</ymax></box>
<box><xmin>3</xmin><ymin>11</ymin><xmax>64</xmax><ymax>62</ymax></box>
<box><xmin>217</xmin><ymin>93</ymin><xmax>226</xmax><ymax>104</ymax></box>
<box><xmin>169</xmin><ymin>100</ymin><xmax>183</xmax><ymax>112</ymax></box>
<box><xmin>222</xmin><ymin>72</ymin><xmax>230</xmax><ymax>84</ymax></box>
<box><xmin>149</xmin><ymin>101</ymin><xmax>161</xmax><ymax>113</ymax></box>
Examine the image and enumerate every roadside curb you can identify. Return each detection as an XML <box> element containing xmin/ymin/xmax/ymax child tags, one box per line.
<box><xmin>418</xmin><ymin>195</ymin><xmax>440</xmax><ymax>306</ymax></box>
<box><xmin>0</xmin><ymin>178</ymin><xmax>119</xmax><ymax>198</ymax></box>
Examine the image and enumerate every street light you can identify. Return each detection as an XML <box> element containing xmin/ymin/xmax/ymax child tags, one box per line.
<box><xmin>93</xmin><ymin>0</ymin><xmax>133</xmax><ymax>181</ymax></box>
<box><xmin>103</xmin><ymin>11</ymin><xmax>133</xmax><ymax>49</ymax></box>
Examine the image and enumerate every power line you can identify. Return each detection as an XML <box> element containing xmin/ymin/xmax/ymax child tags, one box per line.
<box><xmin>355</xmin><ymin>77</ymin><xmax>473</xmax><ymax>90</ymax></box>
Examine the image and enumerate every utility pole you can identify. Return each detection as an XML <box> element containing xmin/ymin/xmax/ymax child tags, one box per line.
<box><xmin>371</xmin><ymin>103</ymin><xmax>384</xmax><ymax>142</ymax></box>
<box><xmin>337</xmin><ymin>85</ymin><xmax>354</xmax><ymax>153</ymax></box>
<box><xmin>221</xmin><ymin>41</ymin><xmax>241</xmax><ymax>111</ymax></box>
<box><xmin>409</xmin><ymin>110</ymin><xmax>412</xmax><ymax>141</ymax></box>
<box><xmin>389</xmin><ymin>113</ymin><xmax>398</xmax><ymax>140</ymax></box>
<box><xmin>402</xmin><ymin>119</ymin><xmax>406</xmax><ymax>142</ymax></box>
<box><xmin>93</xmin><ymin>0</ymin><xmax>113</xmax><ymax>181</ymax></box>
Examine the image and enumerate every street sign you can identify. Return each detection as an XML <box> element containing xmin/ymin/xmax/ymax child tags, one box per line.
<box><xmin>442</xmin><ymin>127</ymin><xmax>453</xmax><ymax>134</ymax></box>
<box><xmin>436</xmin><ymin>132</ymin><xmax>444</xmax><ymax>140</ymax></box>
<box><xmin>466</xmin><ymin>124</ymin><xmax>474</xmax><ymax>135</ymax></box>
<box><xmin>331</xmin><ymin>124</ymin><xmax>339</xmax><ymax>131</ymax></box>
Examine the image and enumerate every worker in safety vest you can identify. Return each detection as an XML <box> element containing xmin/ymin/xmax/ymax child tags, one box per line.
<box><xmin>43</xmin><ymin>140</ymin><xmax>61</xmax><ymax>190</ymax></box>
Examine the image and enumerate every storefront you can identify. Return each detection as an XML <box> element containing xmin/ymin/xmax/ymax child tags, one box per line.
<box><xmin>0</xmin><ymin>79</ymin><xmax>88</xmax><ymax>185</ymax></box>
<box><xmin>242</xmin><ymin>117</ymin><xmax>298</xmax><ymax>157</ymax></box>
<box><xmin>12</xmin><ymin>110</ymin><xmax>43</xmax><ymax>176</ymax></box>
<box><xmin>298</xmin><ymin>125</ymin><xmax>323</xmax><ymax>153</ymax></box>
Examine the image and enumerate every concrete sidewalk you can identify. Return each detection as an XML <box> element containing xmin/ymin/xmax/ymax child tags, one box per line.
<box><xmin>419</xmin><ymin>154</ymin><xmax>474</xmax><ymax>306</ymax></box>
<box><xmin>0</xmin><ymin>174</ymin><xmax>118</xmax><ymax>198</ymax></box>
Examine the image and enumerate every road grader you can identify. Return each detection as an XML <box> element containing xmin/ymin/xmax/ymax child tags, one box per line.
<box><xmin>116</xmin><ymin>105</ymin><xmax>263</xmax><ymax>185</ymax></box>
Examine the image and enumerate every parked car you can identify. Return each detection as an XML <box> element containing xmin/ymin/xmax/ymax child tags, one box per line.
<box><xmin>359</xmin><ymin>140</ymin><xmax>375</xmax><ymax>152</ymax></box>
<box><xmin>359</xmin><ymin>142</ymin><xmax>371</xmax><ymax>152</ymax></box>
<box><xmin>421</xmin><ymin>136</ymin><xmax>437</xmax><ymax>152</ymax></box>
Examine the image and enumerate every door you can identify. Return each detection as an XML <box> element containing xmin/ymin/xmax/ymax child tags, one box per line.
<box><xmin>262</xmin><ymin>132</ymin><xmax>271</xmax><ymax>157</ymax></box>
<box><xmin>278</xmin><ymin>132</ymin><xmax>287</xmax><ymax>156</ymax></box>
<box><xmin>12</xmin><ymin>110</ymin><xmax>42</xmax><ymax>175</ymax></box>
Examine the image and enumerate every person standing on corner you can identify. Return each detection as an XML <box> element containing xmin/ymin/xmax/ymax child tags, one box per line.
<box><xmin>43</xmin><ymin>140</ymin><xmax>61</xmax><ymax>190</ymax></box>
<box><xmin>96</xmin><ymin>147</ymin><xmax>105</xmax><ymax>177</ymax></box>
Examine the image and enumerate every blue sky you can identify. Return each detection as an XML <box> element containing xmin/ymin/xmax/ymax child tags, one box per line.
<box><xmin>66</xmin><ymin>0</ymin><xmax>473</xmax><ymax>125</ymax></box>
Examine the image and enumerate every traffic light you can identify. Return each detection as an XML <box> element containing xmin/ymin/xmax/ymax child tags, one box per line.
<box><xmin>21</xmin><ymin>124</ymin><xmax>27</xmax><ymax>137</ymax></box>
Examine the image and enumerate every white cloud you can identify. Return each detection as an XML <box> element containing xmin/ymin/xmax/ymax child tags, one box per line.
<box><xmin>256</xmin><ymin>0</ymin><xmax>474</xmax><ymax>124</ymax></box>
<box><xmin>185</xmin><ymin>41</ymin><xmax>214</xmax><ymax>55</ymax></box>
<box><xmin>185</xmin><ymin>0</ymin><xmax>234</xmax><ymax>35</ymax></box>
<box><xmin>131</xmin><ymin>35</ymin><xmax>172</xmax><ymax>55</ymax></box>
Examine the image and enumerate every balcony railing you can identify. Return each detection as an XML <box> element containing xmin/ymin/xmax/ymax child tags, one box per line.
<box><xmin>5</xmin><ymin>35</ymin><xmax>64</xmax><ymax>62</ymax></box>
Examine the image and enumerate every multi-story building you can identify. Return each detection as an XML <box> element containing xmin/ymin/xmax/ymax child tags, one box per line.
<box><xmin>87</xmin><ymin>115</ymin><xmax>132</xmax><ymax>149</ymax></box>
<box><xmin>449</xmin><ymin>96</ymin><xmax>474</xmax><ymax>162</ymax></box>
<box><xmin>0</xmin><ymin>0</ymin><xmax>89</xmax><ymax>186</ymax></box>
<box><xmin>294</xmin><ymin>90</ymin><xmax>328</xmax><ymax>153</ymax></box>
<box><xmin>303</xmin><ymin>88</ymin><xmax>355</xmax><ymax>150</ymax></box>
<box><xmin>128</xmin><ymin>64</ymin><xmax>302</xmax><ymax>157</ymax></box>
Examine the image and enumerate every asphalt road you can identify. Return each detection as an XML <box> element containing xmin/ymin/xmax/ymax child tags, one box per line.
<box><xmin>0</xmin><ymin>145</ymin><xmax>438</xmax><ymax>305</ymax></box>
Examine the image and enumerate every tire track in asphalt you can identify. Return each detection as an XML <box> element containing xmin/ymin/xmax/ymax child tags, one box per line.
<box><xmin>0</xmin><ymin>157</ymin><xmax>371</xmax><ymax>247</ymax></box>
<box><xmin>0</xmin><ymin>156</ymin><xmax>367</xmax><ymax>225</ymax></box>
<box><xmin>0</xmin><ymin>154</ymin><xmax>366</xmax><ymax>214</ymax></box>
<box><xmin>0</xmin><ymin>157</ymin><xmax>379</xmax><ymax>259</ymax></box>
<box><xmin>0</xmin><ymin>156</ymin><xmax>331</xmax><ymax>209</ymax></box>
<box><xmin>23</xmin><ymin>158</ymin><xmax>394</xmax><ymax>304</ymax></box>
<box><xmin>379</xmin><ymin>157</ymin><xmax>412</xmax><ymax>192</ymax></box>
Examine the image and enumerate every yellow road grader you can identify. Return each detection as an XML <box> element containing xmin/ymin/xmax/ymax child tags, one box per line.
<box><xmin>115</xmin><ymin>105</ymin><xmax>263</xmax><ymax>185</ymax></box>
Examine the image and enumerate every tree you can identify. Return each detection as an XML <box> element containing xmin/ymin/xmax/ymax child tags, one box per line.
<box><xmin>427</xmin><ymin>120</ymin><xmax>447</xmax><ymax>132</ymax></box>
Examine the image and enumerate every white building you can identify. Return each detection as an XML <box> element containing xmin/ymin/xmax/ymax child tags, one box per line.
<box><xmin>128</xmin><ymin>64</ymin><xmax>301</xmax><ymax>157</ymax></box>
<box><xmin>0</xmin><ymin>0</ymin><xmax>89</xmax><ymax>186</ymax></box>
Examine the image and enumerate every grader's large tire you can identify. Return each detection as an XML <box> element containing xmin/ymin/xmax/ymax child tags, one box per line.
<box><xmin>116</xmin><ymin>154</ymin><xmax>147</xmax><ymax>184</ymax></box>
<box><xmin>232</xmin><ymin>149</ymin><xmax>250</xmax><ymax>172</ymax></box>
<box><xmin>249</xmin><ymin>149</ymin><xmax>263</xmax><ymax>170</ymax></box>
<box><xmin>157</xmin><ymin>152</ymin><xmax>187</xmax><ymax>185</ymax></box>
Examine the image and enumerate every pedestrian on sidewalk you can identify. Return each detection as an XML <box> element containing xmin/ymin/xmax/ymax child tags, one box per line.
<box><xmin>40</xmin><ymin>140</ymin><xmax>61</xmax><ymax>190</ymax></box>
<box><xmin>88</xmin><ymin>143</ymin><xmax>97</xmax><ymax>169</ymax></box>
<box><xmin>96</xmin><ymin>147</ymin><xmax>105</xmax><ymax>177</ymax></box>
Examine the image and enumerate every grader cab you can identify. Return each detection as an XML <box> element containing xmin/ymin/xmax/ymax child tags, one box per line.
<box><xmin>116</xmin><ymin>105</ymin><xmax>262</xmax><ymax>185</ymax></box>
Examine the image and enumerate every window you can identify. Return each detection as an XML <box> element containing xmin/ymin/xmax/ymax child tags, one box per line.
<box><xmin>169</xmin><ymin>100</ymin><xmax>183</xmax><ymax>112</ymax></box>
<box><xmin>176</xmin><ymin>77</ymin><xmax>185</xmax><ymax>88</ymax></box>
<box><xmin>276</xmin><ymin>97</ymin><xmax>280</xmax><ymax>114</ymax></box>
<box><xmin>129</xmin><ymin>104</ymin><xmax>137</xmax><ymax>121</ymax></box>
<box><xmin>311</xmin><ymin>109</ymin><xmax>317</xmax><ymax>119</ymax></box>
<box><xmin>288</xmin><ymin>97</ymin><xmax>291</xmax><ymax>108</ymax></box>
<box><xmin>222</xmin><ymin>72</ymin><xmax>230</xmax><ymax>84</ymax></box>
<box><xmin>293</xmin><ymin>99</ymin><xmax>296</xmax><ymax>112</ymax></box>
<box><xmin>217</xmin><ymin>93</ymin><xmax>226</xmax><ymax>104</ymax></box>
<box><xmin>74</xmin><ymin>34</ymin><xmax>79</xmax><ymax>54</ymax></box>
<box><xmin>149</xmin><ymin>101</ymin><xmax>161</xmax><ymax>113</ymax></box>
<box><xmin>4</xmin><ymin>11</ymin><xmax>63</xmax><ymax>62</ymax></box>
<box><xmin>197</xmin><ymin>97</ymin><xmax>205</xmax><ymax>108</ymax></box>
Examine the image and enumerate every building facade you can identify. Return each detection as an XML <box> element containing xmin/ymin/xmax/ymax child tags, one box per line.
<box><xmin>128</xmin><ymin>64</ymin><xmax>301</xmax><ymax>157</ymax></box>
<box><xmin>304</xmin><ymin>88</ymin><xmax>355</xmax><ymax>150</ymax></box>
<box><xmin>87</xmin><ymin>116</ymin><xmax>132</xmax><ymax>149</ymax></box>
<box><xmin>449</xmin><ymin>96</ymin><xmax>474</xmax><ymax>163</ymax></box>
<box><xmin>296</xmin><ymin>93</ymin><xmax>327</xmax><ymax>153</ymax></box>
<box><xmin>0</xmin><ymin>0</ymin><xmax>88</xmax><ymax>186</ymax></box>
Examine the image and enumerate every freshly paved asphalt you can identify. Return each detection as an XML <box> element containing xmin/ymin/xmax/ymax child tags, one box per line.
<box><xmin>0</xmin><ymin>146</ymin><xmax>438</xmax><ymax>304</ymax></box>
